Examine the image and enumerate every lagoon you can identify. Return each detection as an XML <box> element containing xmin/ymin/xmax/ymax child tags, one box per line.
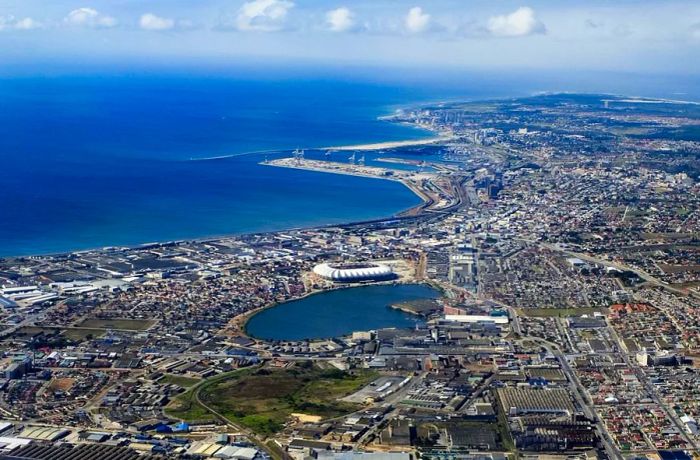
<box><xmin>244</xmin><ymin>283</ymin><xmax>440</xmax><ymax>341</ymax></box>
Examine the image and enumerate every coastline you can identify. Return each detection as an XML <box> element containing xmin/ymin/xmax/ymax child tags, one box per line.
<box><xmin>259</xmin><ymin>157</ymin><xmax>436</xmax><ymax>218</ymax></box>
<box><xmin>5</xmin><ymin>90</ymin><xmax>697</xmax><ymax>260</ymax></box>
<box><xmin>322</xmin><ymin>134</ymin><xmax>453</xmax><ymax>151</ymax></box>
<box><xmin>1</xmin><ymin>132</ymin><xmax>443</xmax><ymax>260</ymax></box>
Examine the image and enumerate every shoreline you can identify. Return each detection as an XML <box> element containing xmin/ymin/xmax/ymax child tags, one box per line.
<box><xmin>0</xmin><ymin>166</ymin><xmax>431</xmax><ymax>260</ymax></box>
<box><xmin>2</xmin><ymin>134</ymin><xmax>443</xmax><ymax>260</ymax></box>
<box><xmin>3</xmin><ymin>91</ymin><xmax>695</xmax><ymax>259</ymax></box>
<box><xmin>322</xmin><ymin>134</ymin><xmax>453</xmax><ymax>152</ymax></box>
<box><xmin>241</xmin><ymin>280</ymin><xmax>433</xmax><ymax>342</ymax></box>
<box><xmin>260</xmin><ymin>158</ymin><xmax>434</xmax><ymax>218</ymax></box>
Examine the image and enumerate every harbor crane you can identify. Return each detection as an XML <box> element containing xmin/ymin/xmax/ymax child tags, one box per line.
<box><xmin>292</xmin><ymin>148</ymin><xmax>305</xmax><ymax>164</ymax></box>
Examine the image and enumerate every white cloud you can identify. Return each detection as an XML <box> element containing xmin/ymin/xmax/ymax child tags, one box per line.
<box><xmin>65</xmin><ymin>8</ymin><xmax>117</xmax><ymax>28</ymax></box>
<box><xmin>405</xmin><ymin>6</ymin><xmax>430</xmax><ymax>33</ymax></box>
<box><xmin>140</xmin><ymin>13</ymin><xmax>175</xmax><ymax>31</ymax></box>
<box><xmin>236</xmin><ymin>0</ymin><xmax>294</xmax><ymax>32</ymax></box>
<box><xmin>14</xmin><ymin>17</ymin><xmax>42</xmax><ymax>30</ymax></box>
<box><xmin>0</xmin><ymin>15</ymin><xmax>42</xmax><ymax>31</ymax></box>
<box><xmin>487</xmin><ymin>7</ymin><xmax>545</xmax><ymax>37</ymax></box>
<box><xmin>326</xmin><ymin>7</ymin><xmax>354</xmax><ymax>32</ymax></box>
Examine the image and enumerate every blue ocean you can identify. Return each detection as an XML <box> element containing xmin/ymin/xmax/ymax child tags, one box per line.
<box><xmin>2</xmin><ymin>69</ymin><xmax>698</xmax><ymax>256</ymax></box>
<box><xmin>0</xmin><ymin>75</ymin><xmax>454</xmax><ymax>256</ymax></box>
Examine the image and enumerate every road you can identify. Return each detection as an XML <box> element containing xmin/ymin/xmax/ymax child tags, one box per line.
<box><xmin>542</xmin><ymin>243</ymin><xmax>700</xmax><ymax>300</ymax></box>
<box><xmin>606</xmin><ymin>320</ymin><xmax>698</xmax><ymax>450</ymax></box>
<box><xmin>354</xmin><ymin>373</ymin><xmax>427</xmax><ymax>447</ymax></box>
<box><xmin>0</xmin><ymin>299</ymin><xmax>67</xmax><ymax>337</ymax></box>
<box><xmin>190</xmin><ymin>371</ymin><xmax>288</xmax><ymax>460</ymax></box>
<box><xmin>525</xmin><ymin>336</ymin><xmax>621</xmax><ymax>460</ymax></box>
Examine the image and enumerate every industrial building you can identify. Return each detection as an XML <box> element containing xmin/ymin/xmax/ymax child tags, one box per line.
<box><xmin>496</xmin><ymin>388</ymin><xmax>576</xmax><ymax>417</ymax></box>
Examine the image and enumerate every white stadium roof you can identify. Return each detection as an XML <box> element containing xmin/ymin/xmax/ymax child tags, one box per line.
<box><xmin>313</xmin><ymin>263</ymin><xmax>393</xmax><ymax>282</ymax></box>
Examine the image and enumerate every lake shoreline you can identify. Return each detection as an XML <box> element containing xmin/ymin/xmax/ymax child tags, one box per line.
<box><xmin>243</xmin><ymin>283</ymin><xmax>440</xmax><ymax>341</ymax></box>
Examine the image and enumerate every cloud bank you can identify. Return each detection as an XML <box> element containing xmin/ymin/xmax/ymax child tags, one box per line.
<box><xmin>0</xmin><ymin>15</ymin><xmax>42</xmax><ymax>31</ymax></box>
<box><xmin>65</xmin><ymin>8</ymin><xmax>117</xmax><ymax>28</ymax></box>
<box><xmin>236</xmin><ymin>0</ymin><xmax>294</xmax><ymax>32</ymax></box>
<box><xmin>140</xmin><ymin>13</ymin><xmax>175</xmax><ymax>31</ymax></box>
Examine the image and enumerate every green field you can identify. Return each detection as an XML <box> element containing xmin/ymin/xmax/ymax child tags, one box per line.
<box><xmin>62</xmin><ymin>328</ymin><xmax>104</xmax><ymax>341</ymax></box>
<box><xmin>77</xmin><ymin>318</ymin><xmax>156</xmax><ymax>330</ymax></box>
<box><xmin>12</xmin><ymin>326</ymin><xmax>60</xmax><ymax>336</ymax></box>
<box><xmin>166</xmin><ymin>394</ymin><xmax>216</xmax><ymax>423</ymax></box>
<box><xmin>160</xmin><ymin>374</ymin><xmax>201</xmax><ymax>388</ymax></box>
<box><xmin>167</xmin><ymin>362</ymin><xmax>376</xmax><ymax>435</ymax></box>
<box><xmin>165</xmin><ymin>372</ymin><xmax>224</xmax><ymax>424</ymax></box>
<box><xmin>10</xmin><ymin>326</ymin><xmax>105</xmax><ymax>343</ymax></box>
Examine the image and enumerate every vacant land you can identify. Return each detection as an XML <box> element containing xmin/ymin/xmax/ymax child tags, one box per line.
<box><xmin>186</xmin><ymin>363</ymin><xmax>376</xmax><ymax>435</ymax></box>
<box><xmin>48</xmin><ymin>378</ymin><xmax>75</xmax><ymax>392</ymax></box>
<box><xmin>658</xmin><ymin>264</ymin><xmax>700</xmax><ymax>274</ymax></box>
<box><xmin>160</xmin><ymin>374</ymin><xmax>201</xmax><ymax>388</ymax></box>
<box><xmin>165</xmin><ymin>372</ymin><xmax>224</xmax><ymax>424</ymax></box>
<box><xmin>62</xmin><ymin>328</ymin><xmax>104</xmax><ymax>341</ymax></box>
<box><xmin>6</xmin><ymin>327</ymin><xmax>103</xmax><ymax>349</ymax></box>
<box><xmin>11</xmin><ymin>326</ymin><xmax>104</xmax><ymax>342</ymax></box>
<box><xmin>77</xmin><ymin>318</ymin><xmax>156</xmax><ymax>330</ymax></box>
<box><xmin>12</xmin><ymin>326</ymin><xmax>60</xmax><ymax>337</ymax></box>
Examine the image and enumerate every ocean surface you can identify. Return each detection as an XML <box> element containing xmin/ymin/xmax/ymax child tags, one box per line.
<box><xmin>0</xmin><ymin>76</ymin><xmax>457</xmax><ymax>257</ymax></box>
<box><xmin>244</xmin><ymin>283</ymin><xmax>439</xmax><ymax>341</ymax></box>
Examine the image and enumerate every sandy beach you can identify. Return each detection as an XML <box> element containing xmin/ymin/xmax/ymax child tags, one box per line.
<box><xmin>323</xmin><ymin>135</ymin><xmax>453</xmax><ymax>151</ymax></box>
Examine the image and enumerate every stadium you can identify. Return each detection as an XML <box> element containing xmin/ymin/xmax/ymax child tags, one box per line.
<box><xmin>312</xmin><ymin>262</ymin><xmax>395</xmax><ymax>283</ymax></box>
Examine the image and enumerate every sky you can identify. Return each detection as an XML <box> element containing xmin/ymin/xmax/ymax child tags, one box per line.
<box><xmin>0</xmin><ymin>0</ymin><xmax>699</xmax><ymax>76</ymax></box>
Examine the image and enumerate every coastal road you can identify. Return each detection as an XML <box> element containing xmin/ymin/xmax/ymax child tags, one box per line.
<box><xmin>335</xmin><ymin>173</ymin><xmax>472</xmax><ymax>232</ymax></box>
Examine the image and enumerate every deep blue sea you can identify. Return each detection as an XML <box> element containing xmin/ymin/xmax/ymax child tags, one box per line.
<box><xmin>0</xmin><ymin>76</ymin><xmax>459</xmax><ymax>256</ymax></box>
<box><xmin>245</xmin><ymin>283</ymin><xmax>439</xmax><ymax>340</ymax></box>
<box><xmin>2</xmin><ymin>70</ymin><xmax>698</xmax><ymax>257</ymax></box>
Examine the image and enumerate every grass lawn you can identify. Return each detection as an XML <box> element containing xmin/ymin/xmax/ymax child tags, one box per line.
<box><xmin>12</xmin><ymin>326</ymin><xmax>60</xmax><ymax>337</ymax></box>
<box><xmin>165</xmin><ymin>367</ymin><xmax>262</xmax><ymax>424</ymax></box>
<box><xmin>160</xmin><ymin>374</ymin><xmax>201</xmax><ymax>388</ymax></box>
<box><xmin>62</xmin><ymin>328</ymin><xmax>104</xmax><ymax>341</ymax></box>
<box><xmin>198</xmin><ymin>362</ymin><xmax>376</xmax><ymax>435</ymax></box>
<box><xmin>165</xmin><ymin>381</ymin><xmax>219</xmax><ymax>424</ymax></box>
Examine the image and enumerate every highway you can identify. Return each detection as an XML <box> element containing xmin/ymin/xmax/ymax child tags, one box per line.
<box><xmin>542</xmin><ymin>243</ymin><xmax>700</xmax><ymax>300</ymax></box>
